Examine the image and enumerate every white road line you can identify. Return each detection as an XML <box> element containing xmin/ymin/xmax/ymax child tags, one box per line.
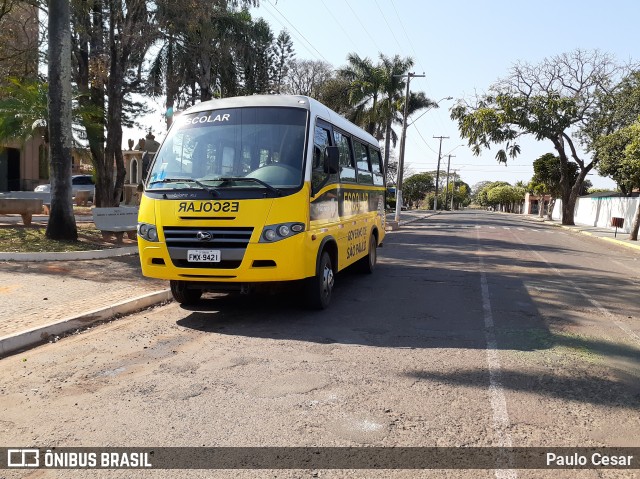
<box><xmin>477</xmin><ymin>230</ymin><xmax>517</xmax><ymax>479</ymax></box>
<box><xmin>512</xmin><ymin>231</ymin><xmax>640</xmax><ymax>344</ymax></box>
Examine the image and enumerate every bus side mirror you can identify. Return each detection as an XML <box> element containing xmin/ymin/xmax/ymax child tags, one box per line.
<box><xmin>323</xmin><ymin>146</ymin><xmax>339</xmax><ymax>174</ymax></box>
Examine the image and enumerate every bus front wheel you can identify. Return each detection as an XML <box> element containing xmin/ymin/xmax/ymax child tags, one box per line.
<box><xmin>305</xmin><ymin>251</ymin><xmax>334</xmax><ymax>310</ymax></box>
<box><xmin>170</xmin><ymin>280</ymin><xmax>202</xmax><ymax>305</ymax></box>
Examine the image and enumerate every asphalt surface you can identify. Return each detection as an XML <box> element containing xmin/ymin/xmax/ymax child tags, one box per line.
<box><xmin>0</xmin><ymin>209</ymin><xmax>638</xmax><ymax>479</ymax></box>
<box><xmin>0</xmin><ymin>209</ymin><xmax>638</xmax><ymax>357</ymax></box>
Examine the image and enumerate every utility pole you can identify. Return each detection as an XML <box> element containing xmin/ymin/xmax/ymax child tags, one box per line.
<box><xmin>450</xmin><ymin>169</ymin><xmax>458</xmax><ymax>210</ymax></box>
<box><xmin>444</xmin><ymin>154</ymin><xmax>455</xmax><ymax>210</ymax></box>
<box><xmin>394</xmin><ymin>72</ymin><xmax>425</xmax><ymax>223</ymax></box>
<box><xmin>432</xmin><ymin>135</ymin><xmax>448</xmax><ymax>212</ymax></box>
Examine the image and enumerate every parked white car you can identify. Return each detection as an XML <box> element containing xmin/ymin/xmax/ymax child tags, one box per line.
<box><xmin>34</xmin><ymin>175</ymin><xmax>95</xmax><ymax>201</ymax></box>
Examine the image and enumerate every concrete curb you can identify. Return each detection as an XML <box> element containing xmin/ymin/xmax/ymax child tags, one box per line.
<box><xmin>514</xmin><ymin>215</ymin><xmax>640</xmax><ymax>251</ymax></box>
<box><xmin>558</xmin><ymin>225</ymin><xmax>640</xmax><ymax>252</ymax></box>
<box><xmin>0</xmin><ymin>289</ymin><xmax>172</xmax><ymax>357</ymax></box>
<box><xmin>386</xmin><ymin>211</ymin><xmax>439</xmax><ymax>231</ymax></box>
<box><xmin>0</xmin><ymin>246</ymin><xmax>138</xmax><ymax>262</ymax></box>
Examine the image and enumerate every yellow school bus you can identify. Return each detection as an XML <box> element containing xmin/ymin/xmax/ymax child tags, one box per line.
<box><xmin>137</xmin><ymin>95</ymin><xmax>386</xmax><ymax>309</ymax></box>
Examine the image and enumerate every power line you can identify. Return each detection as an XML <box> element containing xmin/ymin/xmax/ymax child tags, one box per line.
<box><xmin>319</xmin><ymin>0</ymin><xmax>363</xmax><ymax>56</ymax></box>
<box><xmin>388</xmin><ymin>0</ymin><xmax>427</xmax><ymax>75</ymax></box>
<box><xmin>264</xmin><ymin>0</ymin><xmax>330</xmax><ymax>63</ymax></box>
<box><xmin>258</xmin><ymin>4</ymin><xmax>323</xmax><ymax>62</ymax></box>
<box><xmin>373</xmin><ymin>0</ymin><xmax>404</xmax><ymax>53</ymax></box>
<box><xmin>343</xmin><ymin>0</ymin><xmax>382</xmax><ymax>53</ymax></box>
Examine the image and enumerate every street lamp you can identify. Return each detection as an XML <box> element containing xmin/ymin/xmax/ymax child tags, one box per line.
<box><xmin>394</xmin><ymin>92</ymin><xmax>451</xmax><ymax>223</ymax></box>
<box><xmin>407</xmin><ymin>96</ymin><xmax>453</xmax><ymax>127</ymax></box>
<box><xmin>393</xmin><ymin>72</ymin><xmax>424</xmax><ymax>223</ymax></box>
<box><xmin>443</xmin><ymin>144</ymin><xmax>465</xmax><ymax>210</ymax></box>
<box><xmin>434</xmin><ymin>142</ymin><xmax>464</xmax><ymax>212</ymax></box>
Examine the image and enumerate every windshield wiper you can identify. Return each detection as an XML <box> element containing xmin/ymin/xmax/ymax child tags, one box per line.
<box><xmin>148</xmin><ymin>178</ymin><xmax>219</xmax><ymax>196</ymax></box>
<box><xmin>148</xmin><ymin>177</ymin><xmax>192</xmax><ymax>185</ymax></box>
<box><xmin>193</xmin><ymin>179</ymin><xmax>220</xmax><ymax>197</ymax></box>
<box><xmin>218</xmin><ymin>177</ymin><xmax>283</xmax><ymax>196</ymax></box>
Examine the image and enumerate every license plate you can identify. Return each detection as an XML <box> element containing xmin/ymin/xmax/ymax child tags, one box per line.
<box><xmin>187</xmin><ymin>250</ymin><xmax>221</xmax><ymax>262</ymax></box>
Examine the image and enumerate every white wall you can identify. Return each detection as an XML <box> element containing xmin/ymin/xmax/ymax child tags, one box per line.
<box><xmin>551</xmin><ymin>196</ymin><xmax>639</xmax><ymax>233</ymax></box>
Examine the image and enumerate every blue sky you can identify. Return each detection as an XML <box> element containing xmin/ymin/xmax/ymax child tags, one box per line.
<box><xmin>130</xmin><ymin>0</ymin><xmax>639</xmax><ymax>189</ymax></box>
<box><xmin>251</xmin><ymin>0</ymin><xmax>639</xmax><ymax>189</ymax></box>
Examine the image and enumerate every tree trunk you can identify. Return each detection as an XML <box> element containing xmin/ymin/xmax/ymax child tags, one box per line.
<box><xmin>71</xmin><ymin>0</ymin><xmax>107</xmax><ymax>206</ymax></box>
<box><xmin>105</xmin><ymin>3</ymin><xmax>125</xmax><ymax>207</ymax></box>
<box><xmin>165</xmin><ymin>36</ymin><xmax>176</xmax><ymax>130</ymax></box>
<box><xmin>383</xmin><ymin>117</ymin><xmax>392</xmax><ymax>177</ymax></box>
<box><xmin>630</xmin><ymin>200</ymin><xmax>640</xmax><ymax>241</ymax></box>
<box><xmin>562</xmin><ymin>167</ymin><xmax>590</xmax><ymax>225</ymax></box>
<box><xmin>547</xmin><ymin>198</ymin><xmax>556</xmax><ymax>220</ymax></box>
<box><xmin>46</xmin><ymin>0</ymin><xmax>77</xmax><ymax>241</ymax></box>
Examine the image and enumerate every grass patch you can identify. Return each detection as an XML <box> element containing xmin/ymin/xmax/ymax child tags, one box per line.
<box><xmin>0</xmin><ymin>224</ymin><xmax>133</xmax><ymax>253</ymax></box>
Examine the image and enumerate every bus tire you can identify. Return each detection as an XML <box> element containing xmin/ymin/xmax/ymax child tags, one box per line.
<box><xmin>170</xmin><ymin>280</ymin><xmax>202</xmax><ymax>305</ymax></box>
<box><xmin>357</xmin><ymin>233</ymin><xmax>377</xmax><ymax>274</ymax></box>
<box><xmin>305</xmin><ymin>251</ymin><xmax>334</xmax><ymax>310</ymax></box>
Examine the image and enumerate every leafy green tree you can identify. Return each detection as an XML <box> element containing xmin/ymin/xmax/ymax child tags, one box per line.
<box><xmin>403</xmin><ymin>172</ymin><xmax>434</xmax><ymax>208</ymax></box>
<box><xmin>475</xmin><ymin>181</ymin><xmax>510</xmax><ymax>208</ymax></box>
<box><xmin>241</xmin><ymin>17</ymin><xmax>274</xmax><ymax>95</ymax></box>
<box><xmin>271</xmin><ymin>29</ymin><xmax>294</xmax><ymax>93</ymax></box>
<box><xmin>528</xmin><ymin>153</ymin><xmax>565</xmax><ymax>218</ymax></box>
<box><xmin>0</xmin><ymin>78</ymin><xmax>48</xmax><ymax>143</ymax></box>
<box><xmin>452</xmin><ymin>181</ymin><xmax>471</xmax><ymax>209</ymax></box>
<box><xmin>595</xmin><ymin>120</ymin><xmax>640</xmax><ymax>239</ymax></box>
<box><xmin>451</xmin><ymin>49</ymin><xmax>630</xmax><ymax>225</ymax></box>
<box><xmin>486</xmin><ymin>184</ymin><xmax>525</xmax><ymax>213</ymax></box>
<box><xmin>470</xmin><ymin>181</ymin><xmax>493</xmax><ymax>205</ymax></box>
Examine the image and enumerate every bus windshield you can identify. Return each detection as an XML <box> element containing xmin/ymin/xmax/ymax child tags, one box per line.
<box><xmin>147</xmin><ymin>107</ymin><xmax>307</xmax><ymax>190</ymax></box>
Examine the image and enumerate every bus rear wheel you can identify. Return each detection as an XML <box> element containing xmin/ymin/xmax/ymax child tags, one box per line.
<box><xmin>170</xmin><ymin>280</ymin><xmax>202</xmax><ymax>305</ymax></box>
<box><xmin>357</xmin><ymin>233</ymin><xmax>377</xmax><ymax>274</ymax></box>
<box><xmin>305</xmin><ymin>251</ymin><xmax>334</xmax><ymax>310</ymax></box>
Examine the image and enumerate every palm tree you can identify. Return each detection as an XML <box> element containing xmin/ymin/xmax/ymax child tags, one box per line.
<box><xmin>0</xmin><ymin>78</ymin><xmax>48</xmax><ymax>143</ymax></box>
<box><xmin>338</xmin><ymin>53</ymin><xmax>384</xmax><ymax>135</ymax></box>
<box><xmin>47</xmin><ymin>0</ymin><xmax>77</xmax><ymax>240</ymax></box>
<box><xmin>377</xmin><ymin>54</ymin><xmax>438</xmax><ymax>174</ymax></box>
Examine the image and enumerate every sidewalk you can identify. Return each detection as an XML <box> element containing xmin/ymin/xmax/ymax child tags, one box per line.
<box><xmin>517</xmin><ymin>213</ymin><xmax>640</xmax><ymax>252</ymax></box>
<box><xmin>0</xmin><ymin>252</ymin><xmax>169</xmax><ymax>356</ymax></box>
<box><xmin>2</xmin><ymin>210</ymin><xmax>638</xmax><ymax>357</ymax></box>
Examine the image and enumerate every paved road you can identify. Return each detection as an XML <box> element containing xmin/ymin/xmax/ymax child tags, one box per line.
<box><xmin>1</xmin><ymin>210</ymin><xmax>638</xmax><ymax>478</ymax></box>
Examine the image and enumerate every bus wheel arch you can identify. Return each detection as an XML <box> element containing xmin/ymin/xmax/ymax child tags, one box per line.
<box><xmin>305</xmin><ymin>237</ymin><xmax>337</xmax><ymax>310</ymax></box>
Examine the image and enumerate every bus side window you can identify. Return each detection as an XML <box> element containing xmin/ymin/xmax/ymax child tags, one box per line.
<box><xmin>353</xmin><ymin>141</ymin><xmax>373</xmax><ymax>185</ymax></box>
<box><xmin>312</xmin><ymin>124</ymin><xmax>334</xmax><ymax>191</ymax></box>
<box><xmin>371</xmin><ymin>148</ymin><xmax>384</xmax><ymax>186</ymax></box>
<box><xmin>334</xmin><ymin>130</ymin><xmax>356</xmax><ymax>183</ymax></box>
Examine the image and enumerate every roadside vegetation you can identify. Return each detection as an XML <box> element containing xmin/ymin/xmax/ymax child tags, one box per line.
<box><xmin>0</xmin><ymin>2</ymin><xmax>638</xmax><ymax>239</ymax></box>
<box><xmin>0</xmin><ymin>224</ymin><xmax>126</xmax><ymax>253</ymax></box>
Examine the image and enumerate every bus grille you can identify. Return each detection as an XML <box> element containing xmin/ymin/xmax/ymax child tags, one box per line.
<box><xmin>163</xmin><ymin>226</ymin><xmax>254</xmax><ymax>269</ymax></box>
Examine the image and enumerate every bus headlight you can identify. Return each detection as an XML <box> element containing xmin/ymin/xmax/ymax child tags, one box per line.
<box><xmin>138</xmin><ymin>222</ymin><xmax>159</xmax><ymax>242</ymax></box>
<box><xmin>277</xmin><ymin>224</ymin><xmax>290</xmax><ymax>237</ymax></box>
<box><xmin>260</xmin><ymin>222</ymin><xmax>305</xmax><ymax>243</ymax></box>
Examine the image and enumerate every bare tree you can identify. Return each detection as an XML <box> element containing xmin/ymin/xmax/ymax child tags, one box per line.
<box><xmin>285</xmin><ymin>59</ymin><xmax>333</xmax><ymax>98</ymax></box>
<box><xmin>453</xmin><ymin>49</ymin><xmax>632</xmax><ymax>224</ymax></box>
